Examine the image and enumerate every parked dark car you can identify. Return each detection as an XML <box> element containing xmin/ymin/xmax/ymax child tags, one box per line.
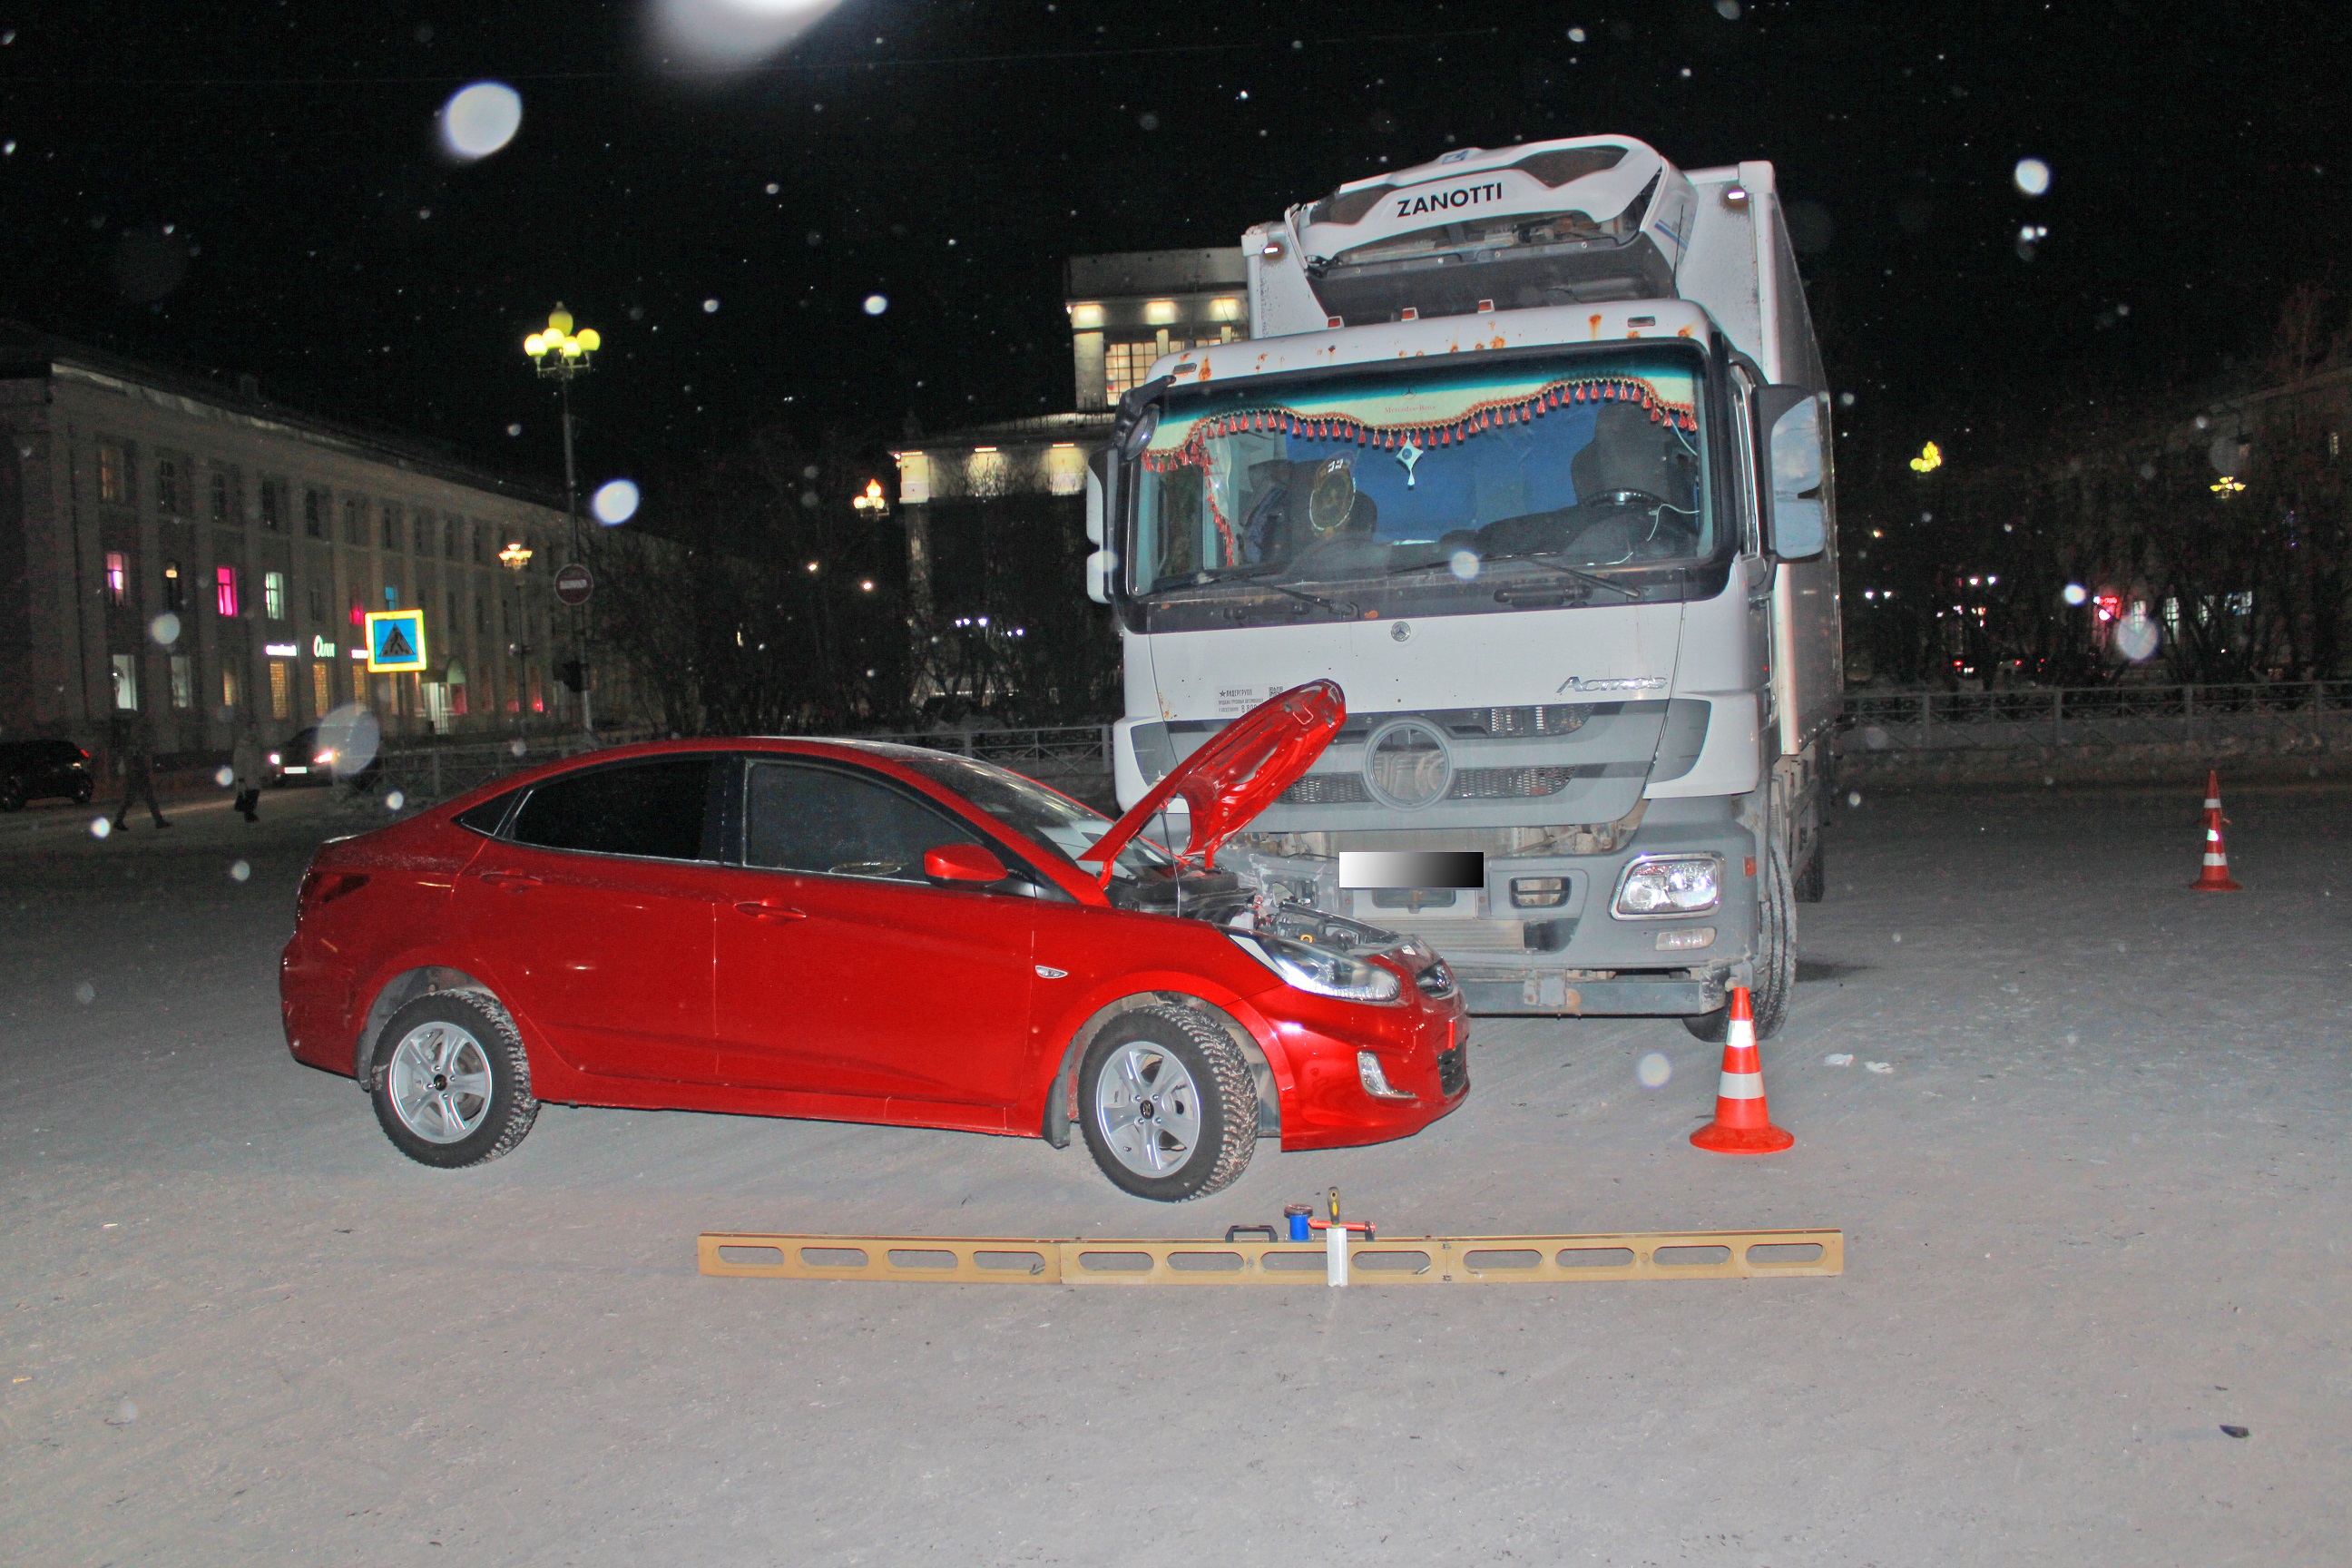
<box><xmin>0</xmin><ymin>739</ymin><xmax>96</xmax><ymax>811</ymax></box>
<box><xmin>270</xmin><ymin>726</ymin><xmax>381</xmax><ymax>790</ymax></box>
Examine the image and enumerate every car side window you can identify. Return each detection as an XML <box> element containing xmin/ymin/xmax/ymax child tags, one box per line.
<box><xmin>744</xmin><ymin>760</ymin><xmax>977</xmax><ymax>883</ymax></box>
<box><xmin>507</xmin><ymin>757</ymin><xmax>716</xmax><ymax>861</ymax></box>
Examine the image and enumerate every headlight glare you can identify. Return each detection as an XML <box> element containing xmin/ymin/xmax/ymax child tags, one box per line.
<box><xmin>1229</xmin><ymin>932</ymin><xmax>1402</xmax><ymax>1003</ymax></box>
<box><xmin>1612</xmin><ymin>854</ymin><xmax>1723</xmax><ymax>917</ymax></box>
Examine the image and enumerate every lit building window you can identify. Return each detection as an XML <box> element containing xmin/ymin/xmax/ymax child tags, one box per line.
<box><xmin>309</xmin><ymin>662</ymin><xmax>332</xmax><ymax>718</ymax></box>
<box><xmin>269</xmin><ymin>660</ymin><xmax>293</xmax><ymax>720</ymax></box>
<box><xmin>215</xmin><ymin>566</ymin><xmax>240</xmax><ymax>617</ymax></box>
<box><xmin>98</xmin><ymin>443</ymin><xmax>130</xmax><ymax>505</ymax></box>
<box><xmin>104</xmin><ymin>551</ymin><xmax>128</xmax><ymax>605</ymax></box>
<box><xmin>264</xmin><ymin>570</ymin><xmax>287</xmax><ymax>622</ymax></box>
<box><xmin>221</xmin><ymin>666</ymin><xmax>240</xmax><ymax>709</ymax></box>
<box><xmin>111</xmin><ymin>653</ymin><xmax>139</xmax><ymax>710</ymax></box>
<box><xmin>171</xmin><ymin>655</ymin><xmax>193</xmax><ymax>710</ymax></box>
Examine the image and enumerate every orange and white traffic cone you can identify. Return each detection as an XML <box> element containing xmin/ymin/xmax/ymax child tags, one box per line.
<box><xmin>2190</xmin><ymin>769</ymin><xmax>2242</xmax><ymax>892</ymax></box>
<box><xmin>1690</xmin><ymin>985</ymin><xmax>1794</xmax><ymax>1154</ymax></box>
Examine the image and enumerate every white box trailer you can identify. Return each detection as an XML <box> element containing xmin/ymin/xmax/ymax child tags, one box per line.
<box><xmin>1085</xmin><ymin>135</ymin><xmax>1839</xmax><ymax>1036</ymax></box>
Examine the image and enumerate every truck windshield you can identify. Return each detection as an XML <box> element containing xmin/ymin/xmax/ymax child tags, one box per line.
<box><xmin>1127</xmin><ymin>346</ymin><xmax>1714</xmax><ymax>630</ymax></box>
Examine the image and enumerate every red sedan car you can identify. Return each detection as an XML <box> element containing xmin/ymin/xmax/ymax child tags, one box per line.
<box><xmin>279</xmin><ymin>683</ymin><xmax>1469</xmax><ymax>1200</ymax></box>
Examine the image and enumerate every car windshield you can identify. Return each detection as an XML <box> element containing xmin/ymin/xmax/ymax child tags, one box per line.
<box><xmin>1128</xmin><ymin>346</ymin><xmax>1712</xmax><ymax>631</ymax></box>
<box><xmin>887</xmin><ymin>750</ymin><xmax>1171</xmax><ymax>882</ymax></box>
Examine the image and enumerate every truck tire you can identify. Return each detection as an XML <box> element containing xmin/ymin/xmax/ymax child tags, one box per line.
<box><xmin>1683</xmin><ymin>838</ymin><xmax>1797</xmax><ymax>1043</ymax></box>
<box><xmin>1077</xmin><ymin>1004</ymin><xmax>1258</xmax><ymax>1202</ymax></box>
<box><xmin>1794</xmin><ymin>840</ymin><xmax>1825</xmax><ymax>904</ymax></box>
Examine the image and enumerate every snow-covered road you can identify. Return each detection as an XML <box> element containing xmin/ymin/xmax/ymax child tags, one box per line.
<box><xmin>5</xmin><ymin>779</ymin><xmax>2346</xmax><ymax>1565</ymax></box>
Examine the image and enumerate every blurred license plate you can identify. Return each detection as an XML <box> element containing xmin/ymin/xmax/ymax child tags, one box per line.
<box><xmin>282</xmin><ymin>765</ymin><xmax>309</xmax><ymax>774</ymax></box>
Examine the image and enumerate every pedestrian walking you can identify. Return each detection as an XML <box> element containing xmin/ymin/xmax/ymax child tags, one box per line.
<box><xmin>113</xmin><ymin>711</ymin><xmax>172</xmax><ymax>830</ymax></box>
<box><xmin>231</xmin><ymin>724</ymin><xmax>265</xmax><ymax>823</ymax></box>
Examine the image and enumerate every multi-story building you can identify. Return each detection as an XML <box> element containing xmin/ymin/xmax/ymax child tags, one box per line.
<box><xmin>0</xmin><ymin>326</ymin><xmax>598</xmax><ymax>761</ymax></box>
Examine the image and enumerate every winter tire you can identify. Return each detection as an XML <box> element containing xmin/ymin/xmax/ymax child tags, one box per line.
<box><xmin>0</xmin><ymin>776</ymin><xmax>24</xmax><ymax>812</ymax></box>
<box><xmin>1077</xmin><ymin>1004</ymin><xmax>1258</xmax><ymax>1202</ymax></box>
<box><xmin>71</xmin><ymin>780</ymin><xmax>94</xmax><ymax>806</ymax></box>
<box><xmin>1793</xmin><ymin>840</ymin><xmax>1825</xmax><ymax>903</ymax></box>
<box><xmin>1683</xmin><ymin>837</ymin><xmax>1798</xmax><ymax>1044</ymax></box>
<box><xmin>367</xmin><ymin>990</ymin><xmax>538</xmax><ymax>1169</ymax></box>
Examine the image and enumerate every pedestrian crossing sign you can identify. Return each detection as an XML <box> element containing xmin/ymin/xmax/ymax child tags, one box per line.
<box><xmin>365</xmin><ymin>609</ymin><xmax>428</xmax><ymax>673</ymax></box>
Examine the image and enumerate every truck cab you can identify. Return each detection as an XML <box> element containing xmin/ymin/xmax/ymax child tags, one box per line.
<box><xmin>1085</xmin><ymin>135</ymin><xmax>1839</xmax><ymax>1038</ymax></box>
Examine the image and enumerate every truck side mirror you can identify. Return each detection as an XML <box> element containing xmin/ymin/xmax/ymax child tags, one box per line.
<box><xmin>1085</xmin><ymin>447</ymin><xmax>1111</xmax><ymax>545</ymax></box>
<box><xmin>1084</xmin><ymin>446</ymin><xmax>1118</xmax><ymax>604</ymax></box>
<box><xmin>1084</xmin><ymin>549</ymin><xmax>1118</xmax><ymax>604</ymax></box>
<box><xmin>1756</xmin><ymin>385</ymin><xmax>1828</xmax><ymax>561</ymax></box>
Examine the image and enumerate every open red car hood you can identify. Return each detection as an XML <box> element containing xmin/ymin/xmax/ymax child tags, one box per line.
<box><xmin>1081</xmin><ymin>681</ymin><xmax>1347</xmax><ymax>886</ymax></box>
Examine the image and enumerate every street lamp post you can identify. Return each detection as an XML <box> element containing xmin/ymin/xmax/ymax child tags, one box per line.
<box><xmin>523</xmin><ymin>306</ymin><xmax>599</xmax><ymax>736</ymax></box>
<box><xmin>498</xmin><ymin>539</ymin><xmax>534</xmax><ymax>737</ymax></box>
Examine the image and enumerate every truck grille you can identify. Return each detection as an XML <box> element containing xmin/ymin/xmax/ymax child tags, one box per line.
<box><xmin>1283</xmin><ymin>764</ymin><xmax>1601</xmax><ymax>806</ymax></box>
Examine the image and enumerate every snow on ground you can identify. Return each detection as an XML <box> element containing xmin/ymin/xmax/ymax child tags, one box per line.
<box><xmin>2</xmin><ymin>778</ymin><xmax>2347</xmax><ymax>1564</ymax></box>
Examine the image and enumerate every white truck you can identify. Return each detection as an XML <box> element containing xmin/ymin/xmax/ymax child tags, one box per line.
<box><xmin>1084</xmin><ymin>135</ymin><xmax>1838</xmax><ymax>1038</ymax></box>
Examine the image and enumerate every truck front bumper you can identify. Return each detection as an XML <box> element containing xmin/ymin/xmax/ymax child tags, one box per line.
<box><xmin>1452</xmin><ymin>968</ymin><xmax>1729</xmax><ymax>1017</ymax></box>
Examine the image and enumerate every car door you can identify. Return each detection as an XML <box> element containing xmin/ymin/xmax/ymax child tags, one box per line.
<box><xmin>711</xmin><ymin>755</ymin><xmax>1034</xmax><ymax>1109</ymax></box>
<box><xmin>454</xmin><ymin>753</ymin><xmax>724</xmax><ymax>1083</ymax></box>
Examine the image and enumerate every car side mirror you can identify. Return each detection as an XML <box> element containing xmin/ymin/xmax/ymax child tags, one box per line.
<box><xmin>924</xmin><ymin>843</ymin><xmax>1008</xmax><ymax>884</ymax></box>
<box><xmin>1756</xmin><ymin>385</ymin><xmax>1828</xmax><ymax>561</ymax></box>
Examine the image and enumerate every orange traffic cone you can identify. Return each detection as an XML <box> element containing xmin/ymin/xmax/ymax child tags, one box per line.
<box><xmin>2190</xmin><ymin>769</ymin><xmax>2242</xmax><ymax>892</ymax></box>
<box><xmin>1690</xmin><ymin>986</ymin><xmax>1794</xmax><ymax>1154</ymax></box>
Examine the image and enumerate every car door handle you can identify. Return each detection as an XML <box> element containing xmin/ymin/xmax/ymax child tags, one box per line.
<box><xmin>733</xmin><ymin>900</ymin><xmax>808</xmax><ymax>923</ymax></box>
<box><xmin>478</xmin><ymin>870</ymin><xmax>543</xmax><ymax>889</ymax></box>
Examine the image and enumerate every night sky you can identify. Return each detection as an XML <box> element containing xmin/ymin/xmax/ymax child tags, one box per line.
<box><xmin>4</xmin><ymin>0</ymin><xmax>2346</xmax><ymax>510</ymax></box>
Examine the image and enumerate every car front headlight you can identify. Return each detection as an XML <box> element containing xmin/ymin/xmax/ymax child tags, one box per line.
<box><xmin>1612</xmin><ymin>854</ymin><xmax>1723</xmax><ymax>917</ymax></box>
<box><xmin>1229</xmin><ymin>932</ymin><xmax>1402</xmax><ymax>1004</ymax></box>
<box><xmin>268</xmin><ymin>752</ymin><xmax>281</xmax><ymax>766</ymax></box>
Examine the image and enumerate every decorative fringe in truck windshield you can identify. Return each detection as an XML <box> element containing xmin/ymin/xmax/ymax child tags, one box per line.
<box><xmin>1140</xmin><ymin>376</ymin><xmax>1698</xmax><ymax>474</ymax></box>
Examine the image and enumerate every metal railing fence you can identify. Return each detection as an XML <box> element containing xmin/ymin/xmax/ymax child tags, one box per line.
<box><xmin>373</xmin><ymin>723</ymin><xmax>1117</xmax><ymax>801</ymax></box>
<box><xmin>1840</xmin><ymin>681</ymin><xmax>2352</xmax><ymax>751</ymax></box>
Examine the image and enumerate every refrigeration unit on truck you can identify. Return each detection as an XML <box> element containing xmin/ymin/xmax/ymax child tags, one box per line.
<box><xmin>1084</xmin><ymin>134</ymin><xmax>1839</xmax><ymax>1038</ymax></box>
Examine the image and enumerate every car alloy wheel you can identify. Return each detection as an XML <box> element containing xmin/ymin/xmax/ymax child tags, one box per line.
<box><xmin>1077</xmin><ymin>1004</ymin><xmax>1257</xmax><ymax>1201</ymax></box>
<box><xmin>387</xmin><ymin>1023</ymin><xmax>495</xmax><ymax>1143</ymax></box>
<box><xmin>368</xmin><ymin>990</ymin><xmax>538</xmax><ymax>1169</ymax></box>
<box><xmin>1095</xmin><ymin>1041</ymin><xmax>1203</xmax><ymax>1179</ymax></box>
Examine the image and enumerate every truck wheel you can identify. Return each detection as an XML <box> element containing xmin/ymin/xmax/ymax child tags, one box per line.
<box><xmin>1794</xmin><ymin>840</ymin><xmax>1825</xmax><ymax>903</ymax></box>
<box><xmin>1078</xmin><ymin>1004</ymin><xmax>1258</xmax><ymax>1202</ymax></box>
<box><xmin>1683</xmin><ymin>839</ymin><xmax>1798</xmax><ymax>1043</ymax></box>
<box><xmin>367</xmin><ymin>991</ymin><xmax>538</xmax><ymax>1169</ymax></box>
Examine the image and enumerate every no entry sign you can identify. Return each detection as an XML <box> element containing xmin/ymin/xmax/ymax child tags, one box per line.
<box><xmin>554</xmin><ymin>563</ymin><xmax>593</xmax><ymax>606</ymax></box>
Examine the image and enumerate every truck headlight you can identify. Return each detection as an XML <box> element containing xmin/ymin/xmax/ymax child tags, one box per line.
<box><xmin>1612</xmin><ymin>854</ymin><xmax>1723</xmax><ymax>917</ymax></box>
<box><xmin>1228</xmin><ymin>932</ymin><xmax>1402</xmax><ymax>1004</ymax></box>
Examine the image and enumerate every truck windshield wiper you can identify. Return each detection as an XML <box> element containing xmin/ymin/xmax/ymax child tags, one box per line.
<box><xmin>1481</xmin><ymin>553</ymin><xmax>1642</xmax><ymax>600</ymax></box>
<box><xmin>1238</xmin><ymin>579</ymin><xmax>1360</xmax><ymax>618</ymax></box>
<box><xmin>1145</xmin><ymin>567</ymin><xmax>1358</xmax><ymax>618</ymax></box>
<box><xmin>1385</xmin><ymin>551</ymin><xmax>1640</xmax><ymax>601</ymax></box>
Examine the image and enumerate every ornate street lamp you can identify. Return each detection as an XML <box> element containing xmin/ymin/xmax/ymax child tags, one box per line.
<box><xmin>852</xmin><ymin>478</ymin><xmax>890</xmax><ymax>516</ymax></box>
<box><xmin>522</xmin><ymin>305</ymin><xmax>598</xmax><ymax>734</ymax></box>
